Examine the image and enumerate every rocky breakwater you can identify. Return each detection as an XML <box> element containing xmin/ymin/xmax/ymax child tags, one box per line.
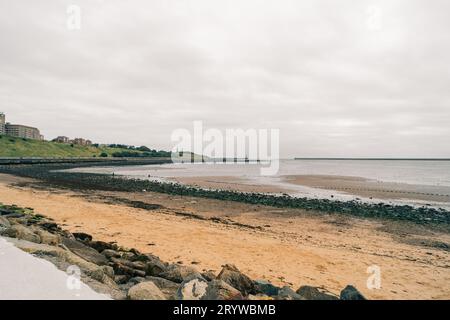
<box><xmin>0</xmin><ymin>203</ymin><xmax>367</xmax><ymax>300</ymax></box>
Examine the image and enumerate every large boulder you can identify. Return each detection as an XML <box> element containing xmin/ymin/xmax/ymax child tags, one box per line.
<box><xmin>201</xmin><ymin>280</ymin><xmax>243</xmax><ymax>300</ymax></box>
<box><xmin>146</xmin><ymin>276</ymin><xmax>180</xmax><ymax>300</ymax></box>
<box><xmin>160</xmin><ymin>264</ymin><xmax>203</xmax><ymax>283</ymax></box>
<box><xmin>1</xmin><ymin>224</ymin><xmax>40</xmax><ymax>243</ymax></box>
<box><xmin>102</xmin><ymin>249</ymin><xmax>121</xmax><ymax>259</ymax></box>
<box><xmin>73</xmin><ymin>232</ymin><xmax>93</xmax><ymax>242</ymax></box>
<box><xmin>296</xmin><ymin>286</ymin><xmax>339</xmax><ymax>300</ymax></box>
<box><xmin>127</xmin><ymin>281</ymin><xmax>167</xmax><ymax>300</ymax></box>
<box><xmin>33</xmin><ymin>228</ymin><xmax>60</xmax><ymax>246</ymax></box>
<box><xmin>110</xmin><ymin>257</ymin><xmax>146</xmax><ymax>278</ymax></box>
<box><xmin>340</xmin><ymin>285</ymin><xmax>366</xmax><ymax>300</ymax></box>
<box><xmin>176</xmin><ymin>276</ymin><xmax>208</xmax><ymax>300</ymax></box>
<box><xmin>62</xmin><ymin>238</ymin><xmax>109</xmax><ymax>266</ymax></box>
<box><xmin>254</xmin><ymin>280</ymin><xmax>280</xmax><ymax>296</ymax></box>
<box><xmin>89</xmin><ymin>240</ymin><xmax>117</xmax><ymax>253</ymax></box>
<box><xmin>143</xmin><ymin>254</ymin><xmax>167</xmax><ymax>277</ymax></box>
<box><xmin>217</xmin><ymin>264</ymin><xmax>255</xmax><ymax>296</ymax></box>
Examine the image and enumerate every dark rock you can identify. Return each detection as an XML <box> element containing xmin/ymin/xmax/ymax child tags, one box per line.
<box><xmin>201</xmin><ymin>280</ymin><xmax>243</xmax><ymax>300</ymax></box>
<box><xmin>61</xmin><ymin>237</ymin><xmax>109</xmax><ymax>266</ymax></box>
<box><xmin>176</xmin><ymin>276</ymin><xmax>208</xmax><ymax>300</ymax></box>
<box><xmin>160</xmin><ymin>264</ymin><xmax>203</xmax><ymax>283</ymax></box>
<box><xmin>114</xmin><ymin>275</ymin><xmax>129</xmax><ymax>284</ymax></box>
<box><xmin>1</xmin><ymin>213</ymin><xmax>25</xmax><ymax>219</ymax></box>
<box><xmin>201</xmin><ymin>270</ymin><xmax>217</xmax><ymax>281</ymax></box>
<box><xmin>60</xmin><ymin>230</ymin><xmax>75</xmax><ymax>240</ymax></box>
<box><xmin>296</xmin><ymin>285</ymin><xmax>339</xmax><ymax>300</ymax></box>
<box><xmin>128</xmin><ymin>277</ymin><xmax>146</xmax><ymax>285</ymax></box>
<box><xmin>129</xmin><ymin>252</ymin><xmax>152</xmax><ymax>262</ymax></box>
<box><xmin>89</xmin><ymin>240</ymin><xmax>116</xmax><ymax>253</ymax></box>
<box><xmin>254</xmin><ymin>280</ymin><xmax>280</xmax><ymax>296</ymax></box>
<box><xmin>110</xmin><ymin>258</ymin><xmax>147</xmax><ymax>278</ymax></box>
<box><xmin>340</xmin><ymin>285</ymin><xmax>366</xmax><ymax>300</ymax></box>
<box><xmin>275</xmin><ymin>286</ymin><xmax>304</xmax><ymax>300</ymax></box>
<box><xmin>38</xmin><ymin>222</ymin><xmax>60</xmax><ymax>233</ymax></box>
<box><xmin>144</xmin><ymin>255</ymin><xmax>168</xmax><ymax>277</ymax></box>
<box><xmin>120</xmin><ymin>251</ymin><xmax>135</xmax><ymax>260</ymax></box>
<box><xmin>127</xmin><ymin>281</ymin><xmax>166</xmax><ymax>300</ymax></box>
<box><xmin>111</xmin><ymin>257</ymin><xmax>146</xmax><ymax>271</ymax></box>
<box><xmin>0</xmin><ymin>208</ymin><xmax>12</xmax><ymax>216</ymax></box>
<box><xmin>73</xmin><ymin>232</ymin><xmax>93</xmax><ymax>242</ymax></box>
<box><xmin>217</xmin><ymin>264</ymin><xmax>256</xmax><ymax>296</ymax></box>
<box><xmin>129</xmin><ymin>248</ymin><xmax>143</xmax><ymax>256</ymax></box>
<box><xmin>102</xmin><ymin>249</ymin><xmax>121</xmax><ymax>259</ymax></box>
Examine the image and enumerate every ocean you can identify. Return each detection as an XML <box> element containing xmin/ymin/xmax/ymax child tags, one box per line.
<box><xmin>69</xmin><ymin>159</ymin><xmax>450</xmax><ymax>209</ymax></box>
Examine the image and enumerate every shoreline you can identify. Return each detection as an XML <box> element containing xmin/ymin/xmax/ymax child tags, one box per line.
<box><xmin>170</xmin><ymin>174</ymin><xmax>450</xmax><ymax>207</ymax></box>
<box><xmin>1</xmin><ymin>171</ymin><xmax>450</xmax><ymax>299</ymax></box>
<box><xmin>1</xmin><ymin>163</ymin><xmax>450</xmax><ymax>228</ymax></box>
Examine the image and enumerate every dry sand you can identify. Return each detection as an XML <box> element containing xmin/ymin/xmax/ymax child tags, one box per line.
<box><xmin>1</xmin><ymin>173</ymin><xmax>449</xmax><ymax>300</ymax></box>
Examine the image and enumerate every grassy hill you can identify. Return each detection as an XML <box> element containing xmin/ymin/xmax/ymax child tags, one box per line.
<box><xmin>0</xmin><ymin>135</ymin><xmax>159</xmax><ymax>158</ymax></box>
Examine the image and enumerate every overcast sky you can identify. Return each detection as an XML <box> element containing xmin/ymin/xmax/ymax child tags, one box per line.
<box><xmin>1</xmin><ymin>0</ymin><xmax>449</xmax><ymax>158</ymax></box>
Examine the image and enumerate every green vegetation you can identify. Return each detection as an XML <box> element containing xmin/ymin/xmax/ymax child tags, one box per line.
<box><xmin>105</xmin><ymin>144</ymin><xmax>170</xmax><ymax>157</ymax></box>
<box><xmin>0</xmin><ymin>135</ymin><xmax>166</xmax><ymax>158</ymax></box>
<box><xmin>111</xmin><ymin>150</ymin><xmax>171</xmax><ymax>158</ymax></box>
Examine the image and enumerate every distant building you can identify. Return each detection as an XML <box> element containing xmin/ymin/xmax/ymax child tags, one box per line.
<box><xmin>53</xmin><ymin>136</ymin><xmax>94</xmax><ymax>145</ymax></box>
<box><xmin>0</xmin><ymin>112</ymin><xmax>43</xmax><ymax>140</ymax></box>
<box><xmin>71</xmin><ymin>138</ymin><xmax>92</xmax><ymax>146</ymax></box>
<box><xmin>0</xmin><ymin>112</ymin><xmax>5</xmax><ymax>135</ymax></box>
<box><xmin>52</xmin><ymin>136</ymin><xmax>70</xmax><ymax>143</ymax></box>
<box><xmin>5</xmin><ymin>124</ymin><xmax>43</xmax><ymax>140</ymax></box>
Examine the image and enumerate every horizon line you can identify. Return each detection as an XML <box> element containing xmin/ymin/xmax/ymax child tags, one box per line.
<box><xmin>293</xmin><ymin>157</ymin><xmax>450</xmax><ymax>161</ymax></box>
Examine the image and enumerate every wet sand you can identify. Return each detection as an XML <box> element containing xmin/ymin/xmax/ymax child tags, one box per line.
<box><xmin>171</xmin><ymin>176</ymin><xmax>289</xmax><ymax>194</ymax></box>
<box><xmin>172</xmin><ymin>174</ymin><xmax>450</xmax><ymax>205</ymax></box>
<box><xmin>284</xmin><ymin>175</ymin><xmax>450</xmax><ymax>202</ymax></box>
<box><xmin>1</xmin><ymin>173</ymin><xmax>449</xmax><ymax>299</ymax></box>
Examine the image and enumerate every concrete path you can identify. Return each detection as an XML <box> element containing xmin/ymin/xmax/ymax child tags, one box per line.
<box><xmin>0</xmin><ymin>237</ymin><xmax>110</xmax><ymax>300</ymax></box>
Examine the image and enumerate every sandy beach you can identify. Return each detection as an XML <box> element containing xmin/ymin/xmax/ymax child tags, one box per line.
<box><xmin>1</xmin><ymin>173</ymin><xmax>449</xmax><ymax>299</ymax></box>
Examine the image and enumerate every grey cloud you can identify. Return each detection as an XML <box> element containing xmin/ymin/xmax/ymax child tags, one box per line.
<box><xmin>1</xmin><ymin>0</ymin><xmax>450</xmax><ymax>156</ymax></box>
